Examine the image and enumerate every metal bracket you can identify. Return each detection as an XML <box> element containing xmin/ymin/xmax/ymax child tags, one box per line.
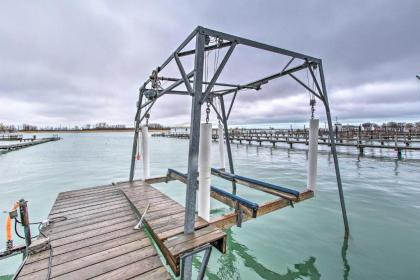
<box><xmin>180</xmin><ymin>244</ymin><xmax>213</xmax><ymax>280</ymax></box>
<box><xmin>289</xmin><ymin>200</ymin><xmax>294</xmax><ymax>208</ymax></box>
<box><xmin>134</xmin><ymin>203</ymin><xmax>150</xmax><ymax>230</ymax></box>
<box><xmin>9</xmin><ymin>209</ymin><xmax>18</xmax><ymax>219</ymax></box>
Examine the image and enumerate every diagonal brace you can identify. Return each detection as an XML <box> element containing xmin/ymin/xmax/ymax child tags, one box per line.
<box><xmin>200</xmin><ymin>42</ymin><xmax>237</xmax><ymax>104</ymax></box>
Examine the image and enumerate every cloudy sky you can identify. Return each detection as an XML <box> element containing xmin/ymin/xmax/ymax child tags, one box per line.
<box><xmin>1</xmin><ymin>1</ymin><xmax>419</xmax><ymax>127</ymax></box>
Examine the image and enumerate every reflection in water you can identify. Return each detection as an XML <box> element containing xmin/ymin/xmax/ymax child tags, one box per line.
<box><xmin>342</xmin><ymin>238</ymin><xmax>350</xmax><ymax>280</ymax></box>
<box><xmin>394</xmin><ymin>159</ymin><xmax>399</xmax><ymax>176</ymax></box>
<box><xmin>197</xmin><ymin>228</ymin><xmax>321</xmax><ymax>280</ymax></box>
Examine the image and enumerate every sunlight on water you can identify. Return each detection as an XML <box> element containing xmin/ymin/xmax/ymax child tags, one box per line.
<box><xmin>0</xmin><ymin>132</ymin><xmax>419</xmax><ymax>279</ymax></box>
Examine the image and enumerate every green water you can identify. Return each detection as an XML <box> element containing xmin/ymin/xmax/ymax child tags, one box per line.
<box><xmin>0</xmin><ymin>132</ymin><xmax>419</xmax><ymax>279</ymax></box>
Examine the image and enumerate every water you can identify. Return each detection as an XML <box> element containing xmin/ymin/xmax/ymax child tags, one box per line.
<box><xmin>0</xmin><ymin>132</ymin><xmax>419</xmax><ymax>279</ymax></box>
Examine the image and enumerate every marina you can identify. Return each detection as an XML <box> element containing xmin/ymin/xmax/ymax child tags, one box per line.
<box><xmin>1</xmin><ymin>3</ymin><xmax>419</xmax><ymax>279</ymax></box>
<box><xmin>156</xmin><ymin>128</ymin><xmax>420</xmax><ymax>159</ymax></box>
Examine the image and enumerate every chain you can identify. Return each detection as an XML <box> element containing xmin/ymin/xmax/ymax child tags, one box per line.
<box><xmin>205</xmin><ymin>101</ymin><xmax>211</xmax><ymax>123</ymax></box>
<box><xmin>145</xmin><ymin>113</ymin><xmax>150</xmax><ymax>126</ymax></box>
<box><xmin>310</xmin><ymin>98</ymin><xmax>316</xmax><ymax>120</ymax></box>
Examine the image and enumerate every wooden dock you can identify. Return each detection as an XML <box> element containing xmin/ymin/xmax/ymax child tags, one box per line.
<box><xmin>15</xmin><ymin>179</ymin><xmax>226</xmax><ymax>279</ymax></box>
<box><xmin>0</xmin><ymin>137</ymin><xmax>60</xmax><ymax>152</ymax></box>
<box><xmin>155</xmin><ymin>131</ymin><xmax>420</xmax><ymax>159</ymax></box>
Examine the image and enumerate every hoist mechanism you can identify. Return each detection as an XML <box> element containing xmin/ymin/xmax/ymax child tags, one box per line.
<box><xmin>142</xmin><ymin>68</ymin><xmax>162</xmax><ymax>101</ymax></box>
<box><xmin>143</xmin><ymin>89</ymin><xmax>158</xmax><ymax>100</ymax></box>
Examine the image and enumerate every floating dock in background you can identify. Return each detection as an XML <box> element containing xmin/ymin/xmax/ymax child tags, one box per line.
<box><xmin>0</xmin><ymin>137</ymin><xmax>60</xmax><ymax>152</ymax></box>
<box><xmin>155</xmin><ymin>129</ymin><xmax>420</xmax><ymax>159</ymax></box>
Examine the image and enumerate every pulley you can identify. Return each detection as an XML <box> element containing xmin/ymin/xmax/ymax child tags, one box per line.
<box><xmin>144</xmin><ymin>89</ymin><xmax>157</xmax><ymax>100</ymax></box>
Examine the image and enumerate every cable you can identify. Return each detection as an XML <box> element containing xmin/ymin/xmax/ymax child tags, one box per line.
<box><xmin>14</xmin><ymin>219</ymin><xmax>25</xmax><ymax>239</ymax></box>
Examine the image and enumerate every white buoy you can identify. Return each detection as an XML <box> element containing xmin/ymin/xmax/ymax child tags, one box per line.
<box><xmin>307</xmin><ymin>119</ymin><xmax>319</xmax><ymax>190</ymax></box>
<box><xmin>141</xmin><ymin>125</ymin><xmax>150</xmax><ymax>179</ymax></box>
<box><xmin>198</xmin><ymin>123</ymin><xmax>212</xmax><ymax>221</ymax></box>
<box><xmin>218</xmin><ymin>121</ymin><xmax>225</xmax><ymax>170</ymax></box>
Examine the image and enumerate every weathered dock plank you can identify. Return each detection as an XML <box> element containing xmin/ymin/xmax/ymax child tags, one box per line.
<box><xmin>16</xmin><ymin>183</ymin><xmax>171</xmax><ymax>280</ymax></box>
<box><xmin>16</xmin><ymin>179</ymin><xmax>227</xmax><ymax>279</ymax></box>
<box><xmin>116</xmin><ymin>181</ymin><xmax>226</xmax><ymax>276</ymax></box>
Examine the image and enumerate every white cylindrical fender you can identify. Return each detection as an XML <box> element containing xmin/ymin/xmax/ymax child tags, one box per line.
<box><xmin>198</xmin><ymin>123</ymin><xmax>212</xmax><ymax>221</ymax></box>
<box><xmin>218</xmin><ymin>121</ymin><xmax>225</xmax><ymax>170</ymax></box>
<box><xmin>307</xmin><ymin>119</ymin><xmax>319</xmax><ymax>191</ymax></box>
<box><xmin>141</xmin><ymin>126</ymin><xmax>150</xmax><ymax>179</ymax></box>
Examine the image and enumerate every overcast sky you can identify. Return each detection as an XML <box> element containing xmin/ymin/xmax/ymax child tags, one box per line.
<box><xmin>1</xmin><ymin>1</ymin><xmax>419</xmax><ymax>127</ymax></box>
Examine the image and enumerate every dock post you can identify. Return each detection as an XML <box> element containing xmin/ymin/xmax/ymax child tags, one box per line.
<box><xmin>183</xmin><ymin>30</ymin><xmax>205</xmax><ymax>280</ymax></box>
<box><xmin>308</xmin><ymin>119</ymin><xmax>319</xmax><ymax>190</ymax></box>
<box><xmin>198</xmin><ymin>123</ymin><xmax>212</xmax><ymax>222</ymax></box>
<box><xmin>319</xmin><ymin>62</ymin><xmax>350</xmax><ymax>239</ymax></box>
<box><xmin>18</xmin><ymin>199</ymin><xmax>31</xmax><ymax>258</ymax></box>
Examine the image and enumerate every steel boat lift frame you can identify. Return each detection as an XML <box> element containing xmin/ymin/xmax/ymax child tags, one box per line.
<box><xmin>129</xmin><ymin>26</ymin><xmax>350</xmax><ymax>276</ymax></box>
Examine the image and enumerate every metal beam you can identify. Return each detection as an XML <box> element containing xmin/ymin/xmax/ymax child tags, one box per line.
<box><xmin>308</xmin><ymin>64</ymin><xmax>324</xmax><ymax>99</ymax></box>
<box><xmin>289</xmin><ymin>73</ymin><xmax>323</xmax><ymax>100</ymax></box>
<box><xmin>200</xmin><ymin>42</ymin><xmax>237</xmax><ymax>104</ymax></box>
<box><xmin>184</xmin><ymin>33</ymin><xmax>205</xmax><ymax>234</ymax></box>
<box><xmin>174</xmin><ymin>53</ymin><xmax>194</xmax><ymax>94</ymax></box>
<box><xmin>199</xmin><ymin>26</ymin><xmax>321</xmax><ymax>63</ymax></box>
<box><xmin>157</xmin><ymin>76</ymin><xmax>253</xmax><ymax>89</ymax></box>
<box><xmin>219</xmin><ymin>95</ymin><xmax>237</xmax><ymax>194</ymax></box>
<box><xmin>226</xmin><ymin>90</ymin><xmax>237</xmax><ymax>120</ymax></box>
<box><xmin>158</xmin><ymin>28</ymin><xmax>199</xmax><ymax>74</ymax></box>
<box><xmin>209</xmin><ymin>101</ymin><xmax>223</xmax><ymax>121</ymax></box>
<box><xmin>221</xmin><ymin>62</ymin><xmax>313</xmax><ymax>96</ymax></box>
<box><xmin>129</xmin><ymin>91</ymin><xmax>143</xmax><ymax>182</ymax></box>
<box><xmin>178</xmin><ymin>41</ymin><xmax>233</xmax><ymax>57</ymax></box>
<box><xmin>318</xmin><ymin>61</ymin><xmax>350</xmax><ymax>239</ymax></box>
<box><xmin>182</xmin><ymin>32</ymin><xmax>205</xmax><ymax>280</ymax></box>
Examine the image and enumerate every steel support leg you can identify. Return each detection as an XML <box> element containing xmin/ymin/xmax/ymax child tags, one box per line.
<box><xmin>129</xmin><ymin>92</ymin><xmax>143</xmax><ymax>182</ymax></box>
<box><xmin>319</xmin><ymin>63</ymin><xmax>350</xmax><ymax>239</ymax></box>
<box><xmin>219</xmin><ymin>95</ymin><xmax>237</xmax><ymax>195</ymax></box>
<box><xmin>183</xmin><ymin>31</ymin><xmax>205</xmax><ymax>280</ymax></box>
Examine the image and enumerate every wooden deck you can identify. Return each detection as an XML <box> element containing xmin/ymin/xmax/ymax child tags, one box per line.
<box><xmin>117</xmin><ymin>181</ymin><xmax>226</xmax><ymax>276</ymax></box>
<box><xmin>15</xmin><ymin>180</ymin><xmax>226</xmax><ymax>279</ymax></box>
<box><xmin>0</xmin><ymin>137</ymin><xmax>60</xmax><ymax>152</ymax></box>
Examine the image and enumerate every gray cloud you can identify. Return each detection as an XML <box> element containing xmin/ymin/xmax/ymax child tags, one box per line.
<box><xmin>0</xmin><ymin>0</ymin><xmax>419</xmax><ymax>127</ymax></box>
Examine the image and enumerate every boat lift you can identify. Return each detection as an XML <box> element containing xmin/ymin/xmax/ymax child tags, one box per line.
<box><xmin>129</xmin><ymin>26</ymin><xmax>350</xmax><ymax>279</ymax></box>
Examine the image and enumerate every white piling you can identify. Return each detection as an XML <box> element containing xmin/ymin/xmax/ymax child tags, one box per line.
<box><xmin>218</xmin><ymin>121</ymin><xmax>225</xmax><ymax>170</ymax></box>
<box><xmin>141</xmin><ymin>126</ymin><xmax>150</xmax><ymax>179</ymax></box>
<box><xmin>307</xmin><ymin>119</ymin><xmax>319</xmax><ymax>191</ymax></box>
<box><xmin>198</xmin><ymin>123</ymin><xmax>212</xmax><ymax>222</ymax></box>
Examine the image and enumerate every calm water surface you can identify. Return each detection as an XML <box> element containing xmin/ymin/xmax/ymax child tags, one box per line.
<box><xmin>0</xmin><ymin>132</ymin><xmax>419</xmax><ymax>279</ymax></box>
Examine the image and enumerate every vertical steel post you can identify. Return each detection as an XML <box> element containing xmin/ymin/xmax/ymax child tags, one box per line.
<box><xmin>219</xmin><ymin>95</ymin><xmax>237</xmax><ymax>194</ymax></box>
<box><xmin>183</xmin><ymin>31</ymin><xmax>205</xmax><ymax>280</ymax></box>
<box><xmin>129</xmin><ymin>92</ymin><xmax>143</xmax><ymax>182</ymax></box>
<box><xmin>18</xmin><ymin>199</ymin><xmax>31</xmax><ymax>258</ymax></box>
<box><xmin>319</xmin><ymin>62</ymin><xmax>350</xmax><ymax>239</ymax></box>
